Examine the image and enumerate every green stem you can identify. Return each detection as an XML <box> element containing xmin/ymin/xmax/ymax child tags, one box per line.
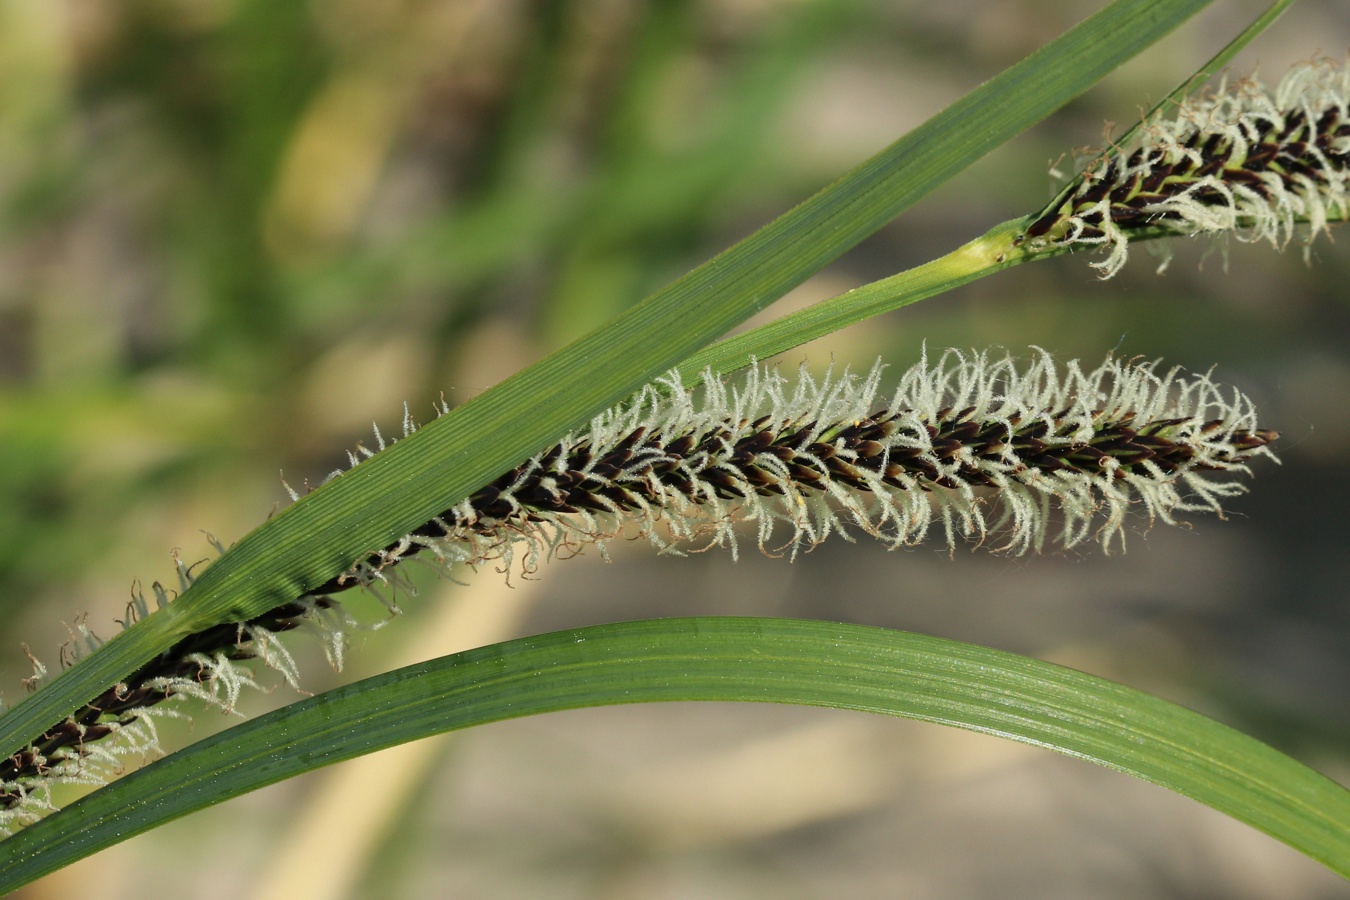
<box><xmin>679</xmin><ymin>216</ymin><xmax>1043</xmax><ymax>379</ymax></box>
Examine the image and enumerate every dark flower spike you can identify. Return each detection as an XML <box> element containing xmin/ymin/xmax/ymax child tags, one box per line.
<box><xmin>0</xmin><ymin>349</ymin><xmax>1277</xmax><ymax>833</ymax></box>
<box><xmin>1025</xmin><ymin>58</ymin><xmax>1350</xmax><ymax>276</ymax></box>
<box><xmin>0</xmin><ymin>574</ymin><xmax>354</xmax><ymax>832</ymax></box>
<box><xmin>327</xmin><ymin>348</ymin><xmax>1278</xmax><ymax>597</ymax></box>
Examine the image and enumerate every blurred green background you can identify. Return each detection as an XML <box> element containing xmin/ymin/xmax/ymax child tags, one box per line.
<box><xmin>2</xmin><ymin>1</ymin><xmax>1349</xmax><ymax>897</ymax></box>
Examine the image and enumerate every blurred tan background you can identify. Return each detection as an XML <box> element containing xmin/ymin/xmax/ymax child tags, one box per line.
<box><xmin>2</xmin><ymin>0</ymin><xmax>1349</xmax><ymax>897</ymax></box>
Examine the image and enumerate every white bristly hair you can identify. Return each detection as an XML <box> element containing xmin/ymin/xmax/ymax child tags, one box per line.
<box><xmin>1033</xmin><ymin>57</ymin><xmax>1350</xmax><ymax>277</ymax></box>
<box><xmin>352</xmin><ymin>348</ymin><xmax>1273</xmax><ymax>588</ymax></box>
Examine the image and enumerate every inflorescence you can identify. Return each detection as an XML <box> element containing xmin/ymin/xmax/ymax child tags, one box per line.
<box><xmin>315</xmin><ymin>348</ymin><xmax>1278</xmax><ymax>594</ymax></box>
<box><xmin>0</xmin><ymin>570</ymin><xmax>353</xmax><ymax>830</ymax></box>
<box><xmin>1022</xmin><ymin>58</ymin><xmax>1350</xmax><ymax>276</ymax></box>
<box><xmin>0</xmin><ymin>350</ymin><xmax>1278</xmax><ymax>830</ymax></box>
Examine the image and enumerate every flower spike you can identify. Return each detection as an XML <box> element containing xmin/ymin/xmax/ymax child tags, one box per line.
<box><xmin>315</xmin><ymin>348</ymin><xmax>1278</xmax><ymax>594</ymax></box>
<box><xmin>0</xmin><ymin>348</ymin><xmax>1278</xmax><ymax>832</ymax></box>
<box><xmin>1024</xmin><ymin>57</ymin><xmax>1350</xmax><ymax>276</ymax></box>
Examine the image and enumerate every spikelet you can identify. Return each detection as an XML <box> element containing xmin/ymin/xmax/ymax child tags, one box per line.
<box><xmin>0</xmin><ymin>582</ymin><xmax>354</xmax><ymax>834</ymax></box>
<box><xmin>312</xmin><ymin>348</ymin><xmax>1277</xmax><ymax>597</ymax></box>
<box><xmin>1024</xmin><ymin>58</ymin><xmax>1350</xmax><ymax>276</ymax></box>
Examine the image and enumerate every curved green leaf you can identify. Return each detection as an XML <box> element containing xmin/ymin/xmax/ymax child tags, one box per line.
<box><xmin>2</xmin><ymin>617</ymin><xmax>1345</xmax><ymax>892</ymax></box>
<box><xmin>0</xmin><ymin>0</ymin><xmax>1218</xmax><ymax>761</ymax></box>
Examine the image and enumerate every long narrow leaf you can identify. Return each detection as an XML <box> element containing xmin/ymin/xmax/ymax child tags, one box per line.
<box><xmin>2</xmin><ymin>617</ymin><xmax>1345</xmax><ymax>892</ymax></box>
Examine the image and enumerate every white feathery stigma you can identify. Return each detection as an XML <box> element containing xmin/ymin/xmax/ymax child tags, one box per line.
<box><xmin>1025</xmin><ymin>57</ymin><xmax>1350</xmax><ymax>276</ymax></box>
<box><xmin>324</xmin><ymin>348</ymin><xmax>1276</xmax><ymax>594</ymax></box>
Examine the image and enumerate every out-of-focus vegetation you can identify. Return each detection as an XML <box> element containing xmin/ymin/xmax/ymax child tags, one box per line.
<box><xmin>2</xmin><ymin>1</ymin><xmax>1349</xmax><ymax>897</ymax></box>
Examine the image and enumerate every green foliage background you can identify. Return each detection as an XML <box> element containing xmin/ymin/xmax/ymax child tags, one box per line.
<box><xmin>0</xmin><ymin>1</ymin><xmax>1347</xmax><ymax>896</ymax></box>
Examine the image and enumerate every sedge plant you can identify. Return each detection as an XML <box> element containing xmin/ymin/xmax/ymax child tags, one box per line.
<box><xmin>0</xmin><ymin>0</ymin><xmax>1347</xmax><ymax>892</ymax></box>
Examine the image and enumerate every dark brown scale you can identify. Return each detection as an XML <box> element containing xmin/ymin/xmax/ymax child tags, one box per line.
<box><xmin>1019</xmin><ymin>437</ymin><xmax>1051</xmax><ymax>456</ymax></box>
<box><xmin>967</xmin><ymin>440</ymin><xmax>1006</xmax><ymax>460</ymax></box>
<box><xmin>1224</xmin><ymin>168</ymin><xmax>1271</xmax><ymax>194</ymax></box>
<box><xmin>1131</xmin><ymin>190</ymin><xmax>1170</xmax><ymax>207</ymax></box>
<box><xmin>693</xmin><ymin>431</ymin><xmax>729</xmax><ymax>456</ymax></box>
<box><xmin>82</xmin><ymin>724</ymin><xmax>114</xmax><ymax>742</ymax></box>
<box><xmin>1066</xmin><ymin>446</ymin><xmax>1110</xmax><ymax>464</ymax></box>
<box><xmin>844</xmin><ymin>428</ymin><xmax>883</xmax><ymax>449</ymax></box>
<box><xmin>870</xmin><ymin>418</ymin><xmax>900</xmax><ymax>438</ymax></box>
<box><xmin>853</xmin><ymin>440</ymin><xmax>885</xmax><ymax>458</ymax></box>
<box><xmin>537</xmin><ymin>445</ymin><xmax>565</xmax><ymax>469</ymax></box>
<box><xmin>1131</xmin><ymin>433</ymin><xmax>1181</xmax><ymax>452</ymax></box>
<box><xmin>663</xmin><ymin>474</ymin><xmax>696</xmax><ymax>496</ymax></box>
<box><xmin>664</xmin><ymin>434</ymin><xmax>696</xmax><ymax>457</ymax></box>
<box><xmin>1110</xmin><ymin>210</ymin><xmax>1149</xmax><ymax>229</ymax></box>
<box><xmin>587</xmin><ymin>453</ymin><xmax>626</xmax><ymax>478</ymax></box>
<box><xmin>1076</xmin><ymin>176</ymin><xmax>1115</xmax><ymax>206</ymax></box>
<box><xmin>551</xmin><ymin>471</ymin><xmax>583</xmax><ymax>492</ymax></box>
<box><xmin>831</xmin><ymin>422</ymin><xmax>863</xmax><ymax>442</ymax></box>
<box><xmin>1279</xmin><ymin>108</ymin><xmax>1308</xmax><ymax>139</ymax></box>
<box><xmin>8</xmin><ymin>751</ymin><xmax>37</xmax><ymax>772</ymax></box>
<box><xmin>905</xmin><ymin>457</ymin><xmax>942</xmax><ymax>482</ymax></box>
<box><xmin>1030</xmin><ymin>453</ymin><xmax>1070</xmax><ymax>473</ymax></box>
<box><xmin>515</xmin><ymin>483</ymin><xmax>564</xmax><ymax>510</ymax></box>
<box><xmin>958</xmin><ymin>466</ymin><xmax>998</xmax><ymax>489</ymax></box>
<box><xmin>885</xmin><ymin>446</ymin><xmax>926</xmax><ymax>463</ymax></box>
<box><xmin>1316</xmin><ymin>106</ymin><xmax>1341</xmax><ymax>134</ymax></box>
<box><xmin>1109</xmin><ymin>447</ymin><xmax>1156</xmax><ymax>467</ymax></box>
<box><xmin>1119</xmin><ymin>171</ymin><xmax>1146</xmax><ymax>200</ymax></box>
<box><xmin>1234</xmin><ymin>429</ymin><xmax>1279</xmax><ymax>450</ymax></box>
<box><xmin>1195</xmin><ymin>149</ymin><xmax>1237</xmax><ymax>179</ymax></box>
<box><xmin>1279</xmin><ymin>155</ymin><xmax>1321</xmax><ymax>181</ymax></box>
<box><xmin>879</xmin><ymin>463</ymin><xmax>909</xmax><ymax>488</ymax></box>
<box><xmin>824</xmin><ymin>457</ymin><xmax>867</xmax><ymax>485</ymax></box>
<box><xmin>1281</xmin><ymin>139</ymin><xmax>1311</xmax><ymax>161</ymax></box>
<box><xmin>1197</xmin><ymin>131</ymin><xmax>1225</xmax><ymax>158</ymax></box>
<box><xmin>567</xmin><ymin>490</ymin><xmax>618</xmax><ymax>513</ymax></box>
<box><xmin>1244</xmin><ymin>143</ymin><xmax>1280</xmax><ymax>171</ymax></box>
<box><xmin>787</xmin><ymin>462</ymin><xmax>826</xmax><ymax>488</ymax></box>
<box><xmin>483</xmin><ymin>496</ymin><xmax>521</xmax><ymax>520</ymax></box>
<box><xmin>737</xmin><ymin>430</ymin><xmax>775</xmax><ymax>455</ymax></box>
<box><xmin>1024</xmin><ymin>206</ymin><xmax>1068</xmax><ymax>239</ymax></box>
<box><xmin>929</xmin><ymin>438</ymin><xmax>964</xmax><ymax>459</ymax></box>
<box><xmin>942</xmin><ymin>420</ymin><xmax>983</xmax><ymax>443</ymax></box>
<box><xmin>700</xmin><ymin>467</ymin><xmax>745</xmax><ymax>498</ymax></box>
<box><xmin>808</xmin><ymin>442</ymin><xmax>837</xmax><ymax>460</ymax></box>
<box><xmin>589</xmin><ymin>461</ymin><xmax>624</xmax><ymax>482</ymax></box>
<box><xmin>740</xmin><ymin>466</ymin><xmax>781</xmax><ymax>489</ymax></box>
<box><xmin>1250</xmin><ymin>116</ymin><xmax>1277</xmax><ymax>141</ymax></box>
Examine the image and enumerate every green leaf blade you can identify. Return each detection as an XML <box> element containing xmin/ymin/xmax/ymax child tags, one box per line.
<box><xmin>2</xmin><ymin>617</ymin><xmax>1344</xmax><ymax>893</ymax></box>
